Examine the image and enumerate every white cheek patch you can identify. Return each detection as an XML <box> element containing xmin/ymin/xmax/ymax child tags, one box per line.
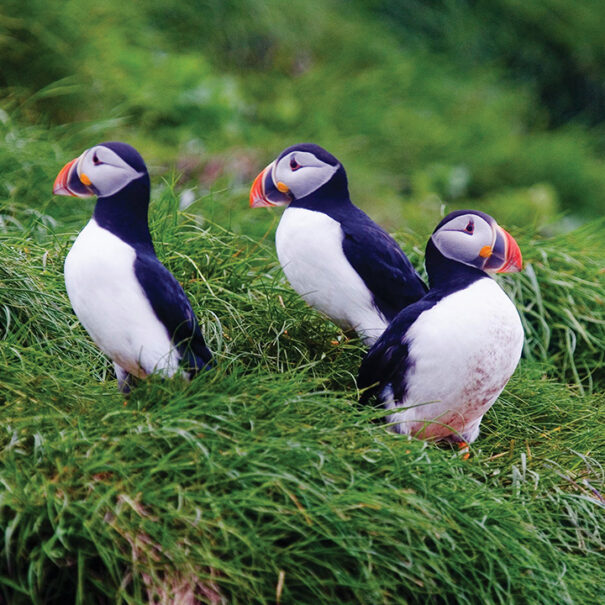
<box><xmin>274</xmin><ymin>151</ymin><xmax>339</xmax><ymax>199</ymax></box>
<box><xmin>432</xmin><ymin>231</ymin><xmax>480</xmax><ymax>264</ymax></box>
<box><xmin>432</xmin><ymin>215</ymin><xmax>493</xmax><ymax>265</ymax></box>
<box><xmin>78</xmin><ymin>147</ymin><xmax>145</xmax><ymax>198</ymax></box>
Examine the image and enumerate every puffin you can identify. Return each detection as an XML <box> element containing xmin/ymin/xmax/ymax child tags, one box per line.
<box><xmin>250</xmin><ymin>143</ymin><xmax>427</xmax><ymax>345</ymax></box>
<box><xmin>53</xmin><ymin>141</ymin><xmax>212</xmax><ymax>391</ymax></box>
<box><xmin>357</xmin><ymin>209</ymin><xmax>524</xmax><ymax>445</ymax></box>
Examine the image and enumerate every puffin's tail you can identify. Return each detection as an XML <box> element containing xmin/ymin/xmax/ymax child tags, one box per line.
<box><xmin>179</xmin><ymin>334</ymin><xmax>214</xmax><ymax>376</ymax></box>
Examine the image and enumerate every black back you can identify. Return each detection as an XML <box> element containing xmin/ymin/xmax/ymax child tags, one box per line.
<box><xmin>134</xmin><ymin>253</ymin><xmax>213</xmax><ymax>373</ymax></box>
<box><xmin>93</xmin><ymin>143</ymin><xmax>212</xmax><ymax>373</ymax></box>
<box><xmin>285</xmin><ymin>145</ymin><xmax>428</xmax><ymax>320</ymax></box>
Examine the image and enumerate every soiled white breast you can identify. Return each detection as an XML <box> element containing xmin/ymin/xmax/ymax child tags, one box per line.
<box><xmin>385</xmin><ymin>278</ymin><xmax>524</xmax><ymax>440</ymax></box>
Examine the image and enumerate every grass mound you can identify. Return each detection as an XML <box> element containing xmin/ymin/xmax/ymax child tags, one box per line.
<box><xmin>0</xmin><ymin>193</ymin><xmax>603</xmax><ymax>603</ymax></box>
<box><xmin>0</xmin><ymin>348</ymin><xmax>603</xmax><ymax>604</ymax></box>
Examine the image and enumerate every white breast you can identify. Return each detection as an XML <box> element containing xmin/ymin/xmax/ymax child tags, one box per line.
<box><xmin>385</xmin><ymin>278</ymin><xmax>524</xmax><ymax>441</ymax></box>
<box><xmin>275</xmin><ymin>207</ymin><xmax>388</xmax><ymax>345</ymax></box>
<box><xmin>64</xmin><ymin>219</ymin><xmax>180</xmax><ymax>378</ymax></box>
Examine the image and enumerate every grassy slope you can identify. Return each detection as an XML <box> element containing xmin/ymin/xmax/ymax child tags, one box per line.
<box><xmin>1</xmin><ymin>351</ymin><xmax>603</xmax><ymax>604</ymax></box>
<box><xmin>1</xmin><ymin>190</ymin><xmax>603</xmax><ymax>603</ymax></box>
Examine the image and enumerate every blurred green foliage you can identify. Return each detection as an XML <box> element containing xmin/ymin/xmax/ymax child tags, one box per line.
<box><xmin>2</xmin><ymin>0</ymin><xmax>605</xmax><ymax>229</ymax></box>
<box><xmin>361</xmin><ymin>0</ymin><xmax>605</xmax><ymax>126</ymax></box>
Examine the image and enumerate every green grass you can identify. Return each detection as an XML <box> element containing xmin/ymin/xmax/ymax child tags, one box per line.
<box><xmin>1</xmin><ymin>188</ymin><xmax>603</xmax><ymax>603</ymax></box>
<box><xmin>0</xmin><ymin>344</ymin><xmax>603</xmax><ymax>603</ymax></box>
<box><xmin>500</xmin><ymin>220</ymin><xmax>605</xmax><ymax>392</ymax></box>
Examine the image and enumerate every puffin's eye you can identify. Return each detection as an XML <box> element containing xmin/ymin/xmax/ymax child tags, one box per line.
<box><xmin>464</xmin><ymin>220</ymin><xmax>474</xmax><ymax>234</ymax></box>
<box><xmin>92</xmin><ymin>153</ymin><xmax>100</xmax><ymax>165</ymax></box>
<box><xmin>289</xmin><ymin>157</ymin><xmax>300</xmax><ymax>171</ymax></box>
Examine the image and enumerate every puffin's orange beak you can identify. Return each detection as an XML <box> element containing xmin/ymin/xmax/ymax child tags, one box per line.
<box><xmin>249</xmin><ymin>161</ymin><xmax>291</xmax><ymax>208</ymax></box>
<box><xmin>496</xmin><ymin>226</ymin><xmax>523</xmax><ymax>273</ymax></box>
<box><xmin>484</xmin><ymin>225</ymin><xmax>523</xmax><ymax>273</ymax></box>
<box><xmin>52</xmin><ymin>153</ymin><xmax>94</xmax><ymax>198</ymax></box>
<box><xmin>52</xmin><ymin>158</ymin><xmax>79</xmax><ymax>196</ymax></box>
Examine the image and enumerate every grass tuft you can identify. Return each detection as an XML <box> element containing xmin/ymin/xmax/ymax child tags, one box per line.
<box><xmin>501</xmin><ymin>220</ymin><xmax>605</xmax><ymax>392</ymax></box>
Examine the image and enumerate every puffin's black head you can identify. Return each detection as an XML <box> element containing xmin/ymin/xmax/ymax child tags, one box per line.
<box><xmin>428</xmin><ymin>209</ymin><xmax>523</xmax><ymax>275</ymax></box>
<box><xmin>53</xmin><ymin>141</ymin><xmax>148</xmax><ymax>200</ymax></box>
<box><xmin>249</xmin><ymin>143</ymin><xmax>347</xmax><ymax>208</ymax></box>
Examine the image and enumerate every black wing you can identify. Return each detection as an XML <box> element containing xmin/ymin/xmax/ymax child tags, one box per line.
<box><xmin>357</xmin><ymin>296</ymin><xmax>439</xmax><ymax>404</ymax></box>
<box><xmin>340</xmin><ymin>212</ymin><xmax>427</xmax><ymax>321</ymax></box>
<box><xmin>134</xmin><ymin>253</ymin><xmax>212</xmax><ymax>374</ymax></box>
